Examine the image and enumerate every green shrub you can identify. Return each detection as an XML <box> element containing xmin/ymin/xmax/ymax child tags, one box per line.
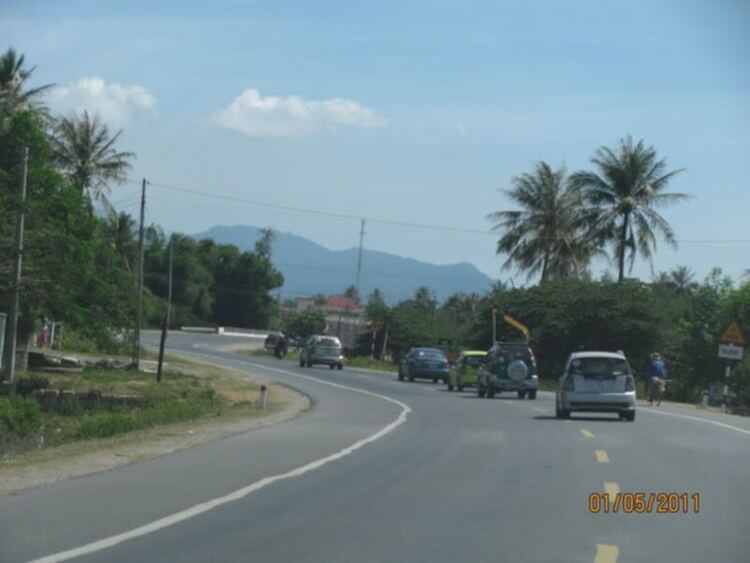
<box><xmin>0</xmin><ymin>395</ymin><xmax>43</xmax><ymax>437</ymax></box>
<box><xmin>15</xmin><ymin>374</ymin><xmax>50</xmax><ymax>396</ymax></box>
<box><xmin>74</xmin><ymin>413</ymin><xmax>139</xmax><ymax>439</ymax></box>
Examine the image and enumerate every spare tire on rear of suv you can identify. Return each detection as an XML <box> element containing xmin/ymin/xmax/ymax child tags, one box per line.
<box><xmin>507</xmin><ymin>360</ymin><xmax>528</xmax><ymax>382</ymax></box>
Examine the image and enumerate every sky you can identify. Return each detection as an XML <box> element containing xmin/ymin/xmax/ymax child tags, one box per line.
<box><xmin>2</xmin><ymin>0</ymin><xmax>749</xmax><ymax>287</ymax></box>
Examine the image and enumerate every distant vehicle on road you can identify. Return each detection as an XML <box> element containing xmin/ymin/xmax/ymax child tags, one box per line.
<box><xmin>477</xmin><ymin>341</ymin><xmax>538</xmax><ymax>399</ymax></box>
<box><xmin>447</xmin><ymin>351</ymin><xmax>487</xmax><ymax>391</ymax></box>
<box><xmin>398</xmin><ymin>347</ymin><xmax>450</xmax><ymax>383</ymax></box>
<box><xmin>556</xmin><ymin>351</ymin><xmax>636</xmax><ymax>421</ymax></box>
<box><xmin>299</xmin><ymin>335</ymin><xmax>344</xmax><ymax>370</ymax></box>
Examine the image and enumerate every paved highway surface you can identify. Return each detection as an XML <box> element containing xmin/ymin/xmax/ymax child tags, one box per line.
<box><xmin>2</xmin><ymin>331</ymin><xmax>749</xmax><ymax>563</ymax></box>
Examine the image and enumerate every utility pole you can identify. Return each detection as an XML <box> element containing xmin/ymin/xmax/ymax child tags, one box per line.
<box><xmin>354</xmin><ymin>218</ymin><xmax>366</xmax><ymax>299</ymax></box>
<box><xmin>133</xmin><ymin>178</ymin><xmax>146</xmax><ymax>371</ymax></box>
<box><xmin>381</xmin><ymin>323</ymin><xmax>389</xmax><ymax>360</ymax></box>
<box><xmin>3</xmin><ymin>147</ymin><xmax>28</xmax><ymax>385</ymax></box>
<box><xmin>491</xmin><ymin>307</ymin><xmax>498</xmax><ymax>345</ymax></box>
<box><xmin>157</xmin><ymin>237</ymin><xmax>173</xmax><ymax>382</ymax></box>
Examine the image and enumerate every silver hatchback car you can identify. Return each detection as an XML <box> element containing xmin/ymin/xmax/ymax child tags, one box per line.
<box><xmin>556</xmin><ymin>351</ymin><xmax>636</xmax><ymax>421</ymax></box>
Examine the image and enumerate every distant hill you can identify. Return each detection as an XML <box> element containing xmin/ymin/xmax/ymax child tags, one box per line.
<box><xmin>192</xmin><ymin>225</ymin><xmax>495</xmax><ymax>304</ymax></box>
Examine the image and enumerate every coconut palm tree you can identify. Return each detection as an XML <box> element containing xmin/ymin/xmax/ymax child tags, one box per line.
<box><xmin>52</xmin><ymin>110</ymin><xmax>135</xmax><ymax>208</ymax></box>
<box><xmin>0</xmin><ymin>47</ymin><xmax>54</xmax><ymax>113</ymax></box>
<box><xmin>570</xmin><ymin>136</ymin><xmax>688</xmax><ymax>282</ymax></box>
<box><xmin>488</xmin><ymin>161</ymin><xmax>598</xmax><ymax>283</ymax></box>
<box><xmin>107</xmin><ymin>212</ymin><xmax>138</xmax><ymax>272</ymax></box>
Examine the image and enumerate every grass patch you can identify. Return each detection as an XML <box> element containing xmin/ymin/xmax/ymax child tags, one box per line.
<box><xmin>345</xmin><ymin>356</ymin><xmax>398</xmax><ymax>373</ymax></box>
<box><xmin>238</xmin><ymin>348</ymin><xmax>398</xmax><ymax>374</ymax></box>
<box><xmin>538</xmin><ymin>379</ymin><xmax>558</xmax><ymax>392</ymax></box>
<box><xmin>0</xmin><ymin>362</ymin><xmax>272</xmax><ymax>458</ymax></box>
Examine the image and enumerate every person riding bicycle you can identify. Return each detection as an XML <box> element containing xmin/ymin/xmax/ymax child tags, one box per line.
<box><xmin>646</xmin><ymin>352</ymin><xmax>667</xmax><ymax>406</ymax></box>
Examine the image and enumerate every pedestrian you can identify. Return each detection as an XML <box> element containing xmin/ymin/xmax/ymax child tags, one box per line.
<box><xmin>646</xmin><ymin>352</ymin><xmax>667</xmax><ymax>406</ymax></box>
<box><xmin>39</xmin><ymin>322</ymin><xmax>49</xmax><ymax>348</ymax></box>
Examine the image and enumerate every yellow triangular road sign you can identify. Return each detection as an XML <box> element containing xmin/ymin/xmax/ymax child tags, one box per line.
<box><xmin>719</xmin><ymin>320</ymin><xmax>746</xmax><ymax>346</ymax></box>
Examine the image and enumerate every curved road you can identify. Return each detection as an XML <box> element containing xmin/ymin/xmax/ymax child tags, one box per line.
<box><xmin>2</xmin><ymin>331</ymin><xmax>749</xmax><ymax>562</ymax></box>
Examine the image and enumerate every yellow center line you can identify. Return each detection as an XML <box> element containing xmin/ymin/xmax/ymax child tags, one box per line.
<box><xmin>604</xmin><ymin>482</ymin><xmax>620</xmax><ymax>497</ymax></box>
<box><xmin>595</xmin><ymin>450</ymin><xmax>610</xmax><ymax>463</ymax></box>
<box><xmin>580</xmin><ymin>429</ymin><xmax>595</xmax><ymax>439</ymax></box>
<box><xmin>595</xmin><ymin>544</ymin><xmax>619</xmax><ymax>563</ymax></box>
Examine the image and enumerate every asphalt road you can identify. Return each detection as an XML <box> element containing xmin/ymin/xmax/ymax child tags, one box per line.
<box><xmin>2</xmin><ymin>331</ymin><xmax>749</xmax><ymax>563</ymax></box>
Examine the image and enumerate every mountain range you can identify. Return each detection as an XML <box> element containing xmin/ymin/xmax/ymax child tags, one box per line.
<box><xmin>192</xmin><ymin>225</ymin><xmax>496</xmax><ymax>304</ymax></box>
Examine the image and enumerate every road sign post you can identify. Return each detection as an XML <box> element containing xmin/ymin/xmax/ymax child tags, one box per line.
<box><xmin>491</xmin><ymin>307</ymin><xmax>498</xmax><ymax>345</ymax></box>
<box><xmin>717</xmin><ymin>320</ymin><xmax>746</xmax><ymax>413</ymax></box>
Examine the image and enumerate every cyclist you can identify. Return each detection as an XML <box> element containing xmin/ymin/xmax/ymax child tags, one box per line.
<box><xmin>646</xmin><ymin>352</ymin><xmax>667</xmax><ymax>406</ymax></box>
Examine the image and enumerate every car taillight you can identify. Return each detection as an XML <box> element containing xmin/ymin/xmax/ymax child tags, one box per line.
<box><xmin>563</xmin><ymin>377</ymin><xmax>574</xmax><ymax>391</ymax></box>
<box><xmin>625</xmin><ymin>376</ymin><xmax>635</xmax><ymax>391</ymax></box>
<box><xmin>528</xmin><ymin>348</ymin><xmax>537</xmax><ymax>368</ymax></box>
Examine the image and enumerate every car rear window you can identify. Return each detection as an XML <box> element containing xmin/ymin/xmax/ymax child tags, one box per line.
<box><xmin>466</xmin><ymin>356</ymin><xmax>486</xmax><ymax>367</ymax></box>
<box><xmin>317</xmin><ymin>337</ymin><xmax>340</xmax><ymax>347</ymax></box>
<box><xmin>415</xmin><ymin>350</ymin><xmax>445</xmax><ymax>360</ymax></box>
<box><xmin>569</xmin><ymin>357</ymin><xmax>630</xmax><ymax>377</ymax></box>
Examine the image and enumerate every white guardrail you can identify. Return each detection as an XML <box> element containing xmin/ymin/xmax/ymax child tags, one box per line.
<box><xmin>180</xmin><ymin>326</ymin><xmax>271</xmax><ymax>339</ymax></box>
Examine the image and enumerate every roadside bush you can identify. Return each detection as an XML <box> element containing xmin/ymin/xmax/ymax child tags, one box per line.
<box><xmin>60</xmin><ymin>327</ymin><xmax>131</xmax><ymax>356</ymax></box>
<box><xmin>73</xmin><ymin>412</ymin><xmax>139</xmax><ymax>439</ymax></box>
<box><xmin>0</xmin><ymin>395</ymin><xmax>42</xmax><ymax>437</ymax></box>
<box><xmin>15</xmin><ymin>374</ymin><xmax>50</xmax><ymax>397</ymax></box>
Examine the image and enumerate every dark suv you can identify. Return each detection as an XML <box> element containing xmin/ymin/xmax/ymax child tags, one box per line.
<box><xmin>477</xmin><ymin>341</ymin><xmax>539</xmax><ymax>399</ymax></box>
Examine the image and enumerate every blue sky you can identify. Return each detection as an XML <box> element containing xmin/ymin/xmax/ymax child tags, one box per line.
<box><xmin>2</xmin><ymin>0</ymin><xmax>749</xmax><ymax>287</ymax></box>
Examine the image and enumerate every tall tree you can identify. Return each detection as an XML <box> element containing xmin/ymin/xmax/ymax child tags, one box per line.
<box><xmin>570</xmin><ymin>136</ymin><xmax>688</xmax><ymax>282</ymax></box>
<box><xmin>412</xmin><ymin>286</ymin><xmax>437</xmax><ymax>316</ymax></box>
<box><xmin>107</xmin><ymin>212</ymin><xmax>138</xmax><ymax>273</ymax></box>
<box><xmin>657</xmin><ymin>265</ymin><xmax>698</xmax><ymax>295</ymax></box>
<box><xmin>52</xmin><ymin>110</ymin><xmax>135</xmax><ymax>208</ymax></box>
<box><xmin>255</xmin><ymin>228</ymin><xmax>275</xmax><ymax>260</ymax></box>
<box><xmin>343</xmin><ymin>284</ymin><xmax>360</xmax><ymax>304</ymax></box>
<box><xmin>488</xmin><ymin>161</ymin><xmax>596</xmax><ymax>283</ymax></box>
<box><xmin>0</xmin><ymin>47</ymin><xmax>54</xmax><ymax>113</ymax></box>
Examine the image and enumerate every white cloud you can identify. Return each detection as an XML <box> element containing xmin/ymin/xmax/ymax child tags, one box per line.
<box><xmin>213</xmin><ymin>89</ymin><xmax>388</xmax><ymax>137</ymax></box>
<box><xmin>49</xmin><ymin>77</ymin><xmax>156</xmax><ymax>126</ymax></box>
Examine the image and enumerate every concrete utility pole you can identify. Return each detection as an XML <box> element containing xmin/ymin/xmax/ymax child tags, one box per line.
<box><xmin>156</xmin><ymin>237</ymin><xmax>173</xmax><ymax>383</ymax></box>
<box><xmin>133</xmin><ymin>178</ymin><xmax>146</xmax><ymax>370</ymax></box>
<box><xmin>355</xmin><ymin>218</ymin><xmax>366</xmax><ymax>298</ymax></box>
<box><xmin>3</xmin><ymin>147</ymin><xmax>29</xmax><ymax>385</ymax></box>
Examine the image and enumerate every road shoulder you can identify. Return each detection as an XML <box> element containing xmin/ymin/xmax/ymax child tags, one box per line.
<box><xmin>0</xmin><ymin>361</ymin><xmax>310</xmax><ymax>495</ymax></box>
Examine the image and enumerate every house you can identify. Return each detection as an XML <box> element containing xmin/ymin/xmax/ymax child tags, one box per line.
<box><xmin>324</xmin><ymin>296</ymin><xmax>362</xmax><ymax>314</ymax></box>
<box><xmin>293</xmin><ymin>297</ymin><xmax>318</xmax><ymax>312</ymax></box>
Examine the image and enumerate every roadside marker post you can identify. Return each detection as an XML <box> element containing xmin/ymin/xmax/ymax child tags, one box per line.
<box><xmin>717</xmin><ymin>320</ymin><xmax>746</xmax><ymax>413</ymax></box>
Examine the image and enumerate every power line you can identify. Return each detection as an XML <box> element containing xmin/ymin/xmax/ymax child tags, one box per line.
<box><xmin>124</xmin><ymin>178</ymin><xmax>750</xmax><ymax>244</ymax></box>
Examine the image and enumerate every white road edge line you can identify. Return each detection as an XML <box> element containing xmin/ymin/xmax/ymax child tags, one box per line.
<box><xmin>29</xmin><ymin>361</ymin><xmax>412</xmax><ymax>563</ymax></box>
<box><xmin>640</xmin><ymin>406</ymin><xmax>750</xmax><ymax>437</ymax></box>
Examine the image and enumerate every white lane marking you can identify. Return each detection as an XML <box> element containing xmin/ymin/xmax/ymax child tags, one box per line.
<box><xmin>595</xmin><ymin>450</ymin><xmax>610</xmax><ymax>463</ymax></box>
<box><xmin>30</xmin><ymin>361</ymin><xmax>411</xmax><ymax>563</ymax></box>
<box><xmin>640</xmin><ymin>406</ymin><xmax>750</xmax><ymax>437</ymax></box>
